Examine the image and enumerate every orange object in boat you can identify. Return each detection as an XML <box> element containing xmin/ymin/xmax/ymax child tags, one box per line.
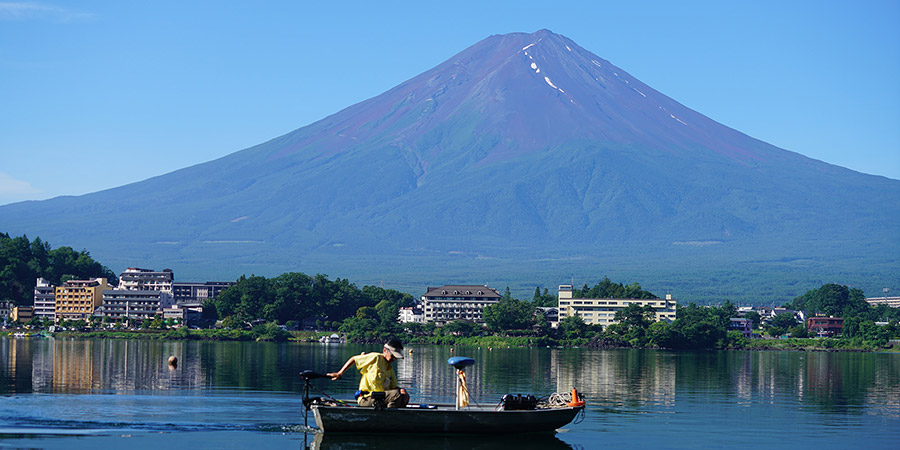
<box><xmin>567</xmin><ymin>387</ymin><xmax>585</xmax><ymax>407</ymax></box>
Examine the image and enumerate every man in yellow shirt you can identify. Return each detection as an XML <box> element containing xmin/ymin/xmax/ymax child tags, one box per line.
<box><xmin>327</xmin><ymin>339</ymin><xmax>409</xmax><ymax>408</ymax></box>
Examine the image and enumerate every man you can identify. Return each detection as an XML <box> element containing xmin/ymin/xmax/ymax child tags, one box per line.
<box><xmin>327</xmin><ymin>338</ymin><xmax>410</xmax><ymax>408</ymax></box>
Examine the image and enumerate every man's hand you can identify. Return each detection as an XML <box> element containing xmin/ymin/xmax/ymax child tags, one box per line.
<box><xmin>326</xmin><ymin>372</ymin><xmax>342</xmax><ymax>381</ymax></box>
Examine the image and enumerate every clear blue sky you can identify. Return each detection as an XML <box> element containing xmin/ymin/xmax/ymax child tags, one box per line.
<box><xmin>1</xmin><ymin>0</ymin><xmax>898</xmax><ymax>205</ymax></box>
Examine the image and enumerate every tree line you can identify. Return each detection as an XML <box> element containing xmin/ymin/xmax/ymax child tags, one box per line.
<box><xmin>0</xmin><ymin>233</ymin><xmax>118</xmax><ymax>305</ymax></box>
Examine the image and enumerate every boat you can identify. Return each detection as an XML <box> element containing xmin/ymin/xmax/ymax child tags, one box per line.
<box><xmin>300</xmin><ymin>357</ymin><xmax>585</xmax><ymax>434</ymax></box>
<box><xmin>318</xmin><ymin>333</ymin><xmax>344</xmax><ymax>344</ymax></box>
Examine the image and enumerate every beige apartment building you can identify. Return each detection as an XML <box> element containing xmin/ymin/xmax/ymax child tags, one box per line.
<box><xmin>557</xmin><ymin>284</ymin><xmax>676</xmax><ymax>328</ymax></box>
<box><xmin>55</xmin><ymin>278</ymin><xmax>108</xmax><ymax>321</ymax></box>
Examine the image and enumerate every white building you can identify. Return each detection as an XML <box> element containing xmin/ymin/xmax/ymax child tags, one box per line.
<box><xmin>33</xmin><ymin>277</ymin><xmax>56</xmax><ymax>320</ymax></box>
<box><xmin>118</xmin><ymin>267</ymin><xmax>174</xmax><ymax>294</ymax></box>
<box><xmin>866</xmin><ymin>296</ymin><xmax>900</xmax><ymax>308</ymax></box>
<box><xmin>101</xmin><ymin>289</ymin><xmax>175</xmax><ymax>321</ymax></box>
<box><xmin>398</xmin><ymin>306</ymin><xmax>424</xmax><ymax>323</ymax></box>
<box><xmin>557</xmin><ymin>284</ymin><xmax>676</xmax><ymax>328</ymax></box>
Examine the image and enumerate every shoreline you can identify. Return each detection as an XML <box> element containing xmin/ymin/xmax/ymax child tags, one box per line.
<box><xmin>6</xmin><ymin>330</ymin><xmax>896</xmax><ymax>353</ymax></box>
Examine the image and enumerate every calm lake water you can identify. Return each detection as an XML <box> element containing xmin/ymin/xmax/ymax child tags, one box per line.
<box><xmin>1</xmin><ymin>338</ymin><xmax>898</xmax><ymax>449</ymax></box>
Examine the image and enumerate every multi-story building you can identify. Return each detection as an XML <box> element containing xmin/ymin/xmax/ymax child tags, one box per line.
<box><xmin>118</xmin><ymin>267</ymin><xmax>174</xmax><ymax>293</ymax></box>
<box><xmin>33</xmin><ymin>278</ymin><xmax>56</xmax><ymax>320</ymax></box>
<box><xmin>557</xmin><ymin>284</ymin><xmax>676</xmax><ymax>328</ymax></box>
<box><xmin>55</xmin><ymin>278</ymin><xmax>108</xmax><ymax>321</ymax></box>
<box><xmin>0</xmin><ymin>300</ymin><xmax>13</xmax><ymax>325</ymax></box>
<box><xmin>100</xmin><ymin>289</ymin><xmax>175</xmax><ymax>321</ymax></box>
<box><xmin>807</xmin><ymin>316</ymin><xmax>843</xmax><ymax>337</ymax></box>
<box><xmin>11</xmin><ymin>306</ymin><xmax>33</xmax><ymax>323</ymax></box>
<box><xmin>728</xmin><ymin>318</ymin><xmax>753</xmax><ymax>337</ymax></box>
<box><xmin>172</xmin><ymin>281</ymin><xmax>233</xmax><ymax>303</ymax></box>
<box><xmin>866</xmin><ymin>296</ymin><xmax>900</xmax><ymax>308</ymax></box>
<box><xmin>398</xmin><ymin>306</ymin><xmax>424</xmax><ymax>323</ymax></box>
<box><xmin>421</xmin><ymin>285</ymin><xmax>501</xmax><ymax>325</ymax></box>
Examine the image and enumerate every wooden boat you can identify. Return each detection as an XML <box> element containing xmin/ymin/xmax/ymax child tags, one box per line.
<box><xmin>301</xmin><ymin>356</ymin><xmax>585</xmax><ymax>434</ymax></box>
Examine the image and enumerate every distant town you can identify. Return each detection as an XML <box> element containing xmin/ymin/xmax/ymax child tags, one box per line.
<box><xmin>3</xmin><ymin>266</ymin><xmax>899</xmax><ymax>348</ymax></box>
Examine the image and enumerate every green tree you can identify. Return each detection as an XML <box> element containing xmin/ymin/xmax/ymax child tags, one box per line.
<box><xmin>666</xmin><ymin>303</ymin><xmax>727</xmax><ymax>349</ymax></box>
<box><xmin>559</xmin><ymin>315</ymin><xmax>589</xmax><ymax>339</ymax></box>
<box><xmin>483</xmin><ymin>298</ymin><xmax>535</xmax><ymax>331</ymax></box>
<box><xmin>443</xmin><ymin>320</ymin><xmax>480</xmax><ymax>336</ymax></box>
<box><xmin>768</xmin><ymin>313</ymin><xmax>798</xmax><ymax>330</ymax></box>
<box><xmin>607</xmin><ymin>303</ymin><xmax>657</xmax><ymax>346</ymax></box>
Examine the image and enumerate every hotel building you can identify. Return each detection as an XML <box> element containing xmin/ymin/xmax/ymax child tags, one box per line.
<box><xmin>421</xmin><ymin>285</ymin><xmax>502</xmax><ymax>325</ymax></box>
<box><xmin>557</xmin><ymin>284</ymin><xmax>676</xmax><ymax>328</ymax></box>
<box><xmin>55</xmin><ymin>278</ymin><xmax>108</xmax><ymax>321</ymax></box>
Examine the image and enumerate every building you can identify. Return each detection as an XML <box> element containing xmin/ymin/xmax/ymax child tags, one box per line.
<box><xmin>807</xmin><ymin>316</ymin><xmax>843</xmax><ymax>337</ymax></box>
<box><xmin>0</xmin><ymin>300</ymin><xmax>12</xmax><ymax>325</ymax></box>
<box><xmin>421</xmin><ymin>285</ymin><xmax>502</xmax><ymax>325</ymax></box>
<box><xmin>866</xmin><ymin>296</ymin><xmax>900</xmax><ymax>308</ymax></box>
<box><xmin>172</xmin><ymin>281</ymin><xmax>234</xmax><ymax>303</ymax></box>
<box><xmin>557</xmin><ymin>284</ymin><xmax>677</xmax><ymax>328</ymax></box>
<box><xmin>55</xmin><ymin>278</ymin><xmax>108</xmax><ymax>321</ymax></box>
<box><xmin>11</xmin><ymin>306</ymin><xmax>34</xmax><ymax>323</ymax></box>
<box><xmin>33</xmin><ymin>278</ymin><xmax>56</xmax><ymax>320</ymax></box>
<box><xmin>118</xmin><ymin>267</ymin><xmax>174</xmax><ymax>293</ymax></box>
<box><xmin>728</xmin><ymin>318</ymin><xmax>753</xmax><ymax>338</ymax></box>
<box><xmin>398</xmin><ymin>306</ymin><xmax>424</xmax><ymax>323</ymax></box>
<box><xmin>101</xmin><ymin>289</ymin><xmax>175</xmax><ymax>321</ymax></box>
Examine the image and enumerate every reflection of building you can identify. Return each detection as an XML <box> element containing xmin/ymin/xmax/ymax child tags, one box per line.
<box><xmin>34</xmin><ymin>278</ymin><xmax>56</xmax><ymax>320</ymax></box>
<box><xmin>807</xmin><ymin>316</ymin><xmax>843</xmax><ymax>337</ymax></box>
<box><xmin>421</xmin><ymin>285</ymin><xmax>501</xmax><ymax>326</ymax></box>
<box><xmin>118</xmin><ymin>267</ymin><xmax>174</xmax><ymax>293</ymax></box>
<box><xmin>55</xmin><ymin>278</ymin><xmax>108</xmax><ymax>321</ymax></box>
<box><xmin>557</xmin><ymin>285</ymin><xmax>677</xmax><ymax>328</ymax></box>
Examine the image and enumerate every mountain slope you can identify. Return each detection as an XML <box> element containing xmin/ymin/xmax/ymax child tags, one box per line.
<box><xmin>2</xmin><ymin>30</ymin><xmax>897</xmax><ymax>301</ymax></box>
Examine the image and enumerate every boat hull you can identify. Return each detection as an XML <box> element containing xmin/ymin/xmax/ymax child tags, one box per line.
<box><xmin>311</xmin><ymin>403</ymin><xmax>582</xmax><ymax>434</ymax></box>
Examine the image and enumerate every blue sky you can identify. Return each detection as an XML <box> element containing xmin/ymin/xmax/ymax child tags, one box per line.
<box><xmin>1</xmin><ymin>0</ymin><xmax>898</xmax><ymax>205</ymax></box>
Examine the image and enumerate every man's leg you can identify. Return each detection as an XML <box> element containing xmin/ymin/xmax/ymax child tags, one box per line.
<box><xmin>384</xmin><ymin>388</ymin><xmax>409</xmax><ymax>408</ymax></box>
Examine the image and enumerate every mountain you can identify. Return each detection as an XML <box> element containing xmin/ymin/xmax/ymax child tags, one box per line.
<box><xmin>2</xmin><ymin>30</ymin><xmax>898</xmax><ymax>302</ymax></box>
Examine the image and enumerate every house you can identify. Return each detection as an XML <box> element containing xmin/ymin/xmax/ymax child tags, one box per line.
<box><xmin>557</xmin><ymin>285</ymin><xmax>676</xmax><ymax>328</ymax></box>
<box><xmin>728</xmin><ymin>318</ymin><xmax>753</xmax><ymax>338</ymax></box>
<box><xmin>421</xmin><ymin>285</ymin><xmax>501</xmax><ymax>325</ymax></box>
<box><xmin>398</xmin><ymin>306</ymin><xmax>424</xmax><ymax>323</ymax></box>
<box><xmin>807</xmin><ymin>316</ymin><xmax>843</xmax><ymax>337</ymax></box>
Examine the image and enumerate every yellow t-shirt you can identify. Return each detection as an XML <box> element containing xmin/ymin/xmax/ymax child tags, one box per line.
<box><xmin>354</xmin><ymin>352</ymin><xmax>398</xmax><ymax>393</ymax></box>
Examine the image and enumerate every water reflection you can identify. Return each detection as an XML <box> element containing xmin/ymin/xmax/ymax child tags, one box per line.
<box><xmin>309</xmin><ymin>431</ymin><xmax>574</xmax><ymax>450</ymax></box>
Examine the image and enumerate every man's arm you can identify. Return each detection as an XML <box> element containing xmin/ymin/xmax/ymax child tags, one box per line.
<box><xmin>326</xmin><ymin>356</ymin><xmax>357</xmax><ymax>381</ymax></box>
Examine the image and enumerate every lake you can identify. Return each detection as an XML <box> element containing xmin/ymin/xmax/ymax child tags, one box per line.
<box><xmin>1</xmin><ymin>338</ymin><xmax>898</xmax><ymax>449</ymax></box>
